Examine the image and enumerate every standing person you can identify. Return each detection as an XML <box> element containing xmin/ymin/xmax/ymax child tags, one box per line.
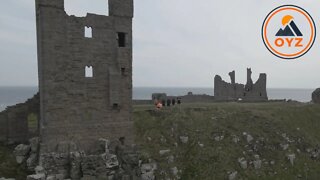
<box><xmin>177</xmin><ymin>97</ymin><xmax>181</xmax><ymax>105</ymax></box>
<box><xmin>172</xmin><ymin>98</ymin><xmax>176</xmax><ymax>106</ymax></box>
<box><xmin>167</xmin><ymin>99</ymin><xmax>171</xmax><ymax>107</ymax></box>
<box><xmin>162</xmin><ymin>99</ymin><xmax>166</xmax><ymax>107</ymax></box>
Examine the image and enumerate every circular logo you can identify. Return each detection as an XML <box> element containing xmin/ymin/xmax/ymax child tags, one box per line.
<box><xmin>262</xmin><ymin>5</ymin><xmax>316</xmax><ymax>59</ymax></box>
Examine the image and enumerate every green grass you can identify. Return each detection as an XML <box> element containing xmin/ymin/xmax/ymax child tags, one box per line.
<box><xmin>1</xmin><ymin>102</ymin><xmax>320</xmax><ymax>179</ymax></box>
<box><xmin>134</xmin><ymin>102</ymin><xmax>320</xmax><ymax>179</ymax></box>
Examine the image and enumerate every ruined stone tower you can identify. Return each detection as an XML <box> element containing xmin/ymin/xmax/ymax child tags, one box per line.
<box><xmin>35</xmin><ymin>0</ymin><xmax>134</xmax><ymax>153</ymax></box>
<box><xmin>214</xmin><ymin>69</ymin><xmax>268</xmax><ymax>101</ymax></box>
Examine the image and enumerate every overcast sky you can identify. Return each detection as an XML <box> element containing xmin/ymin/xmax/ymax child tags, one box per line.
<box><xmin>0</xmin><ymin>0</ymin><xmax>320</xmax><ymax>88</ymax></box>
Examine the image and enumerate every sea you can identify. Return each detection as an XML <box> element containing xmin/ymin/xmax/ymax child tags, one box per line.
<box><xmin>0</xmin><ymin>87</ymin><xmax>314</xmax><ymax>112</ymax></box>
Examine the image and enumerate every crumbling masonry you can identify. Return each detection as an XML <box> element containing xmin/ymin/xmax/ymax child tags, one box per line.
<box><xmin>35</xmin><ymin>0</ymin><xmax>134</xmax><ymax>153</ymax></box>
<box><xmin>214</xmin><ymin>68</ymin><xmax>268</xmax><ymax>101</ymax></box>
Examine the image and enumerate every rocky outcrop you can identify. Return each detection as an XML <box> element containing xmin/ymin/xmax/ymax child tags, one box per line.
<box><xmin>23</xmin><ymin>138</ymin><xmax>143</xmax><ymax>180</ymax></box>
<box><xmin>13</xmin><ymin>137</ymin><xmax>39</xmax><ymax>170</ymax></box>
<box><xmin>312</xmin><ymin>88</ymin><xmax>320</xmax><ymax>103</ymax></box>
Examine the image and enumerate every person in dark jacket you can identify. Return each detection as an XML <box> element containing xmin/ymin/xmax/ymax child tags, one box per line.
<box><xmin>177</xmin><ymin>97</ymin><xmax>181</xmax><ymax>105</ymax></box>
<box><xmin>172</xmin><ymin>99</ymin><xmax>176</xmax><ymax>106</ymax></box>
<box><xmin>162</xmin><ymin>99</ymin><xmax>166</xmax><ymax>107</ymax></box>
<box><xmin>167</xmin><ymin>99</ymin><xmax>171</xmax><ymax>107</ymax></box>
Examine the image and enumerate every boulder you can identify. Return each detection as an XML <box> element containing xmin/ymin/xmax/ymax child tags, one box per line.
<box><xmin>238</xmin><ymin>157</ymin><xmax>247</xmax><ymax>169</ymax></box>
<box><xmin>171</xmin><ymin>167</ymin><xmax>178</xmax><ymax>176</ymax></box>
<box><xmin>16</xmin><ymin>156</ymin><xmax>26</xmax><ymax>164</ymax></box>
<box><xmin>179</xmin><ymin>136</ymin><xmax>189</xmax><ymax>144</ymax></box>
<box><xmin>159</xmin><ymin>149</ymin><xmax>170</xmax><ymax>156</ymax></box>
<box><xmin>312</xmin><ymin>88</ymin><xmax>320</xmax><ymax>103</ymax></box>
<box><xmin>246</xmin><ymin>134</ymin><xmax>254</xmax><ymax>143</ymax></box>
<box><xmin>14</xmin><ymin>144</ymin><xmax>31</xmax><ymax>156</ymax></box>
<box><xmin>228</xmin><ymin>171</ymin><xmax>237</xmax><ymax>180</ymax></box>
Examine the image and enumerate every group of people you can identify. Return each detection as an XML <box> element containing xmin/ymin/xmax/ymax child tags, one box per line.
<box><xmin>155</xmin><ymin>97</ymin><xmax>181</xmax><ymax>109</ymax></box>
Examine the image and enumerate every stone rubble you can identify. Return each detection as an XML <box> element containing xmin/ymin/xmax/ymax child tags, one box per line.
<box><xmin>287</xmin><ymin>154</ymin><xmax>296</xmax><ymax>166</ymax></box>
<box><xmin>24</xmin><ymin>138</ymin><xmax>142</xmax><ymax>180</ymax></box>
<box><xmin>13</xmin><ymin>144</ymin><xmax>31</xmax><ymax>164</ymax></box>
<box><xmin>179</xmin><ymin>136</ymin><xmax>189</xmax><ymax>144</ymax></box>
<box><xmin>141</xmin><ymin>163</ymin><xmax>157</xmax><ymax>180</ymax></box>
<box><xmin>232</xmin><ymin>135</ymin><xmax>240</xmax><ymax>143</ymax></box>
<box><xmin>253</xmin><ymin>155</ymin><xmax>262</xmax><ymax>169</ymax></box>
<box><xmin>280</xmin><ymin>143</ymin><xmax>289</xmax><ymax>151</ymax></box>
<box><xmin>214</xmin><ymin>136</ymin><xmax>224</xmax><ymax>142</ymax></box>
<box><xmin>171</xmin><ymin>167</ymin><xmax>179</xmax><ymax>177</ymax></box>
<box><xmin>198</xmin><ymin>142</ymin><xmax>204</xmax><ymax>148</ymax></box>
<box><xmin>159</xmin><ymin>149</ymin><xmax>171</xmax><ymax>156</ymax></box>
<box><xmin>238</xmin><ymin>157</ymin><xmax>247</xmax><ymax>169</ymax></box>
<box><xmin>228</xmin><ymin>171</ymin><xmax>238</xmax><ymax>180</ymax></box>
<box><xmin>246</xmin><ymin>134</ymin><xmax>254</xmax><ymax>143</ymax></box>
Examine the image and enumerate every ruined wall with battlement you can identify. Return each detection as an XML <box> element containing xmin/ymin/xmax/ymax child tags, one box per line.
<box><xmin>214</xmin><ymin>68</ymin><xmax>268</xmax><ymax>102</ymax></box>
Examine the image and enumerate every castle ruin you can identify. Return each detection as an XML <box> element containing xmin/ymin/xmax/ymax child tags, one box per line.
<box><xmin>35</xmin><ymin>0</ymin><xmax>134</xmax><ymax>153</ymax></box>
<box><xmin>214</xmin><ymin>68</ymin><xmax>268</xmax><ymax>101</ymax></box>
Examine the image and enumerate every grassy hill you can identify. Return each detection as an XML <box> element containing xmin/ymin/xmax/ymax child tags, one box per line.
<box><xmin>134</xmin><ymin>102</ymin><xmax>320</xmax><ymax>179</ymax></box>
<box><xmin>1</xmin><ymin>102</ymin><xmax>320</xmax><ymax>179</ymax></box>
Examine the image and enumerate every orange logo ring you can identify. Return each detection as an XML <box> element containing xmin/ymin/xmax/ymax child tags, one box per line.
<box><xmin>262</xmin><ymin>5</ymin><xmax>316</xmax><ymax>60</ymax></box>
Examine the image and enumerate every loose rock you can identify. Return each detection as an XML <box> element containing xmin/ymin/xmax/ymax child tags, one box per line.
<box><xmin>287</xmin><ymin>154</ymin><xmax>296</xmax><ymax>166</ymax></box>
<box><xmin>238</xmin><ymin>157</ymin><xmax>247</xmax><ymax>169</ymax></box>
<box><xmin>246</xmin><ymin>134</ymin><xmax>254</xmax><ymax>143</ymax></box>
<box><xmin>179</xmin><ymin>136</ymin><xmax>189</xmax><ymax>144</ymax></box>
<box><xmin>228</xmin><ymin>171</ymin><xmax>237</xmax><ymax>180</ymax></box>
<box><xmin>159</xmin><ymin>149</ymin><xmax>170</xmax><ymax>156</ymax></box>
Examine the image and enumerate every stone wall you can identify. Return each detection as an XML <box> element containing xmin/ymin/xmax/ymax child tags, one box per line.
<box><xmin>0</xmin><ymin>93</ymin><xmax>39</xmax><ymax>144</ymax></box>
<box><xmin>214</xmin><ymin>68</ymin><xmax>268</xmax><ymax>102</ymax></box>
<box><xmin>35</xmin><ymin>0</ymin><xmax>134</xmax><ymax>153</ymax></box>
